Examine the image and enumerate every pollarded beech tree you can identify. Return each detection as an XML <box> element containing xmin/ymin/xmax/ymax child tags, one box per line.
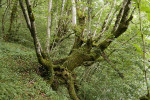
<box><xmin>19</xmin><ymin>0</ymin><xmax>135</xmax><ymax>99</ymax></box>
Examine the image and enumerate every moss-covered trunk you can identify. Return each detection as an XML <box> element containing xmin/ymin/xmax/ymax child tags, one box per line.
<box><xmin>20</xmin><ymin>0</ymin><xmax>134</xmax><ymax>99</ymax></box>
<box><xmin>38</xmin><ymin>46</ymin><xmax>97</xmax><ymax>100</ymax></box>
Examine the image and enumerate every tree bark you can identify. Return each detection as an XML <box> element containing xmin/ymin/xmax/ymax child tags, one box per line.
<box><xmin>2</xmin><ymin>1</ymin><xmax>10</xmax><ymax>40</ymax></box>
<box><xmin>4</xmin><ymin>0</ymin><xmax>19</xmax><ymax>41</ymax></box>
<box><xmin>71</xmin><ymin>0</ymin><xmax>76</xmax><ymax>26</ymax></box>
<box><xmin>50</xmin><ymin>0</ymin><xmax>67</xmax><ymax>50</ymax></box>
<box><xmin>19</xmin><ymin>0</ymin><xmax>42</xmax><ymax>58</ymax></box>
<box><xmin>96</xmin><ymin>0</ymin><xmax>133</xmax><ymax>51</ymax></box>
<box><xmin>8</xmin><ymin>0</ymin><xmax>18</xmax><ymax>33</ymax></box>
<box><xmin>19</xmin><ymin>0</ymin><xmax>31</xmax><ymax>30</ymax></box>
<box><xmin>45</xmin><ymin>0</ymin><xmax>52</xmax><ymax>53</ymax></box>
<box><xmin>87</xmin><ymin>0</ymin><xmax>92</xmax><ymax>38</ymax></box>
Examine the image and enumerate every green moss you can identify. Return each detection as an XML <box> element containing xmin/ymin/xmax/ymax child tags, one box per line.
<box><xmin>98</xmin><ymin>34</ymin><xmax>115</xmax><ymax>51</ymax></box>
<box><xmin>39</xmin><ymin>56</ymin><xmax>54</xmax><ymax>85</ymax></box>
<box><xmin>67</xmin><ymin>76</ymin><xmax>79</xmax><ymax>100</ymax></box>
<box><xmin>31</xmin><ymin>13</ymin><xmax>35</xmax><ymax>21</ymax></box>
<box><xmin>61</xmin><ymin>71</ymin><xmax>79</xmax><ymax>100</ymax></box>
<box><xmin>63</xmin><ymin>49</ymin><xmax>93</xmax><ymax>71</ymax></box>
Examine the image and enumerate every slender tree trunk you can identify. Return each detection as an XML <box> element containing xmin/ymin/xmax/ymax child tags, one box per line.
<box><xmin>45</xmin><ymin>0</ymin><xmax>52</xmax><ymax>53</ymax></box>
<box><xmin>2</xmin><ymin>2</ymin><xmax>10</xmax><ymax>40</ymax></box>
<box><xmin>6</xmin><ymin>0</ymin><xmax>19</xmax><ymax>41</ymax></box>
<box><xmin>9</xmin><ymin>0</ymin><xmax>18</xmax><ymax>32</ymax></box>
<box><xmin>61</xmin><ymin>0</ymin><xmax>65</xmax><ymax>16</ymax></box>
<box><xmin>87</xmin><ymin>0</ymin><xmax>92</xmax><ymax>38</ymax></box>
<box><xmin>54</xmin><ymin>0</ymin><xmax>58</xmax><ymax>33</ymax></box>
<box><xmin>93</xmin><ymin>4</ymin><xmax>106</xmax><ymax>37</ymax></box>
<box><xmin>57</xmin><ymin>0</ymin><xmax>66</xmax><ymax>36</ymax></box>
<box><xmin>33</xmin><ymin>0</ymin><xmax>38</xmax><ymax>8</ymax></box>
<box><xmin>19</xmin><ymin>0</ymin><xmax>31</xmax><ymax>30</ymax></box>
<box><xmin>71</xmin><ymin>0</ymin><xmax>76</xmax><ymax>26</ymax></box>
<box><xmin>50</xmin><ymin>0</ymin><xmax>67</xmax><ymax>50</ymax></box>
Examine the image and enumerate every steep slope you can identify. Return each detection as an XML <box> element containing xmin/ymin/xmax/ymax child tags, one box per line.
<box><xmin>0</xmin><ymin>40</ymin><xmax>69</xmax><ymax>100</ymax></box>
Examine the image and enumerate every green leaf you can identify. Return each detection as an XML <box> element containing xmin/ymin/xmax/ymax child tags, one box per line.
<box><xmin>132</xmin><ymin>44</ymin><xmax>143</xmax><ymax>55</ymax></box>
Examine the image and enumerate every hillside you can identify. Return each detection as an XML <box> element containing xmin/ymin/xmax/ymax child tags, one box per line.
<box><xmin>1</xmin><ymin>0</ymin><xmax>150</xmax><ymax>99</ymax></box>
<box><xmin>0</xmin><ymin>40</ymin><xmax>69</xmax><ymax>100</ymax></box>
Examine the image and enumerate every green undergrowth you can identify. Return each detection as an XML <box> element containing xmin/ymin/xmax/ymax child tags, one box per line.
<box><xmin>0</xmin><ymin>40</ymin><xmax>69</xmax><ymax>100</ymax></box>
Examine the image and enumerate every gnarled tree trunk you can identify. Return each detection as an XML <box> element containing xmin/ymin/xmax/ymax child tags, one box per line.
<box><xmin>19</xmin><ymin>0</ymin><xmax>134</xmax><ymax>100</ymax></box>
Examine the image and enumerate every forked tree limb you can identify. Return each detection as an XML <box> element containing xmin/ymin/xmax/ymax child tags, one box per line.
<box><xmin>20</xmin><ymin>0</ymin><xmax>56</xmax><ymax>85</ymax></box>
<box><xmin>20</xmin><ymin>0</ymin><xmax>80</xmax><ymax>100</ymax></box>
<box><xmin>24</xmin><ymin>0</ymin><xmax>42</xmax><ymax>57</ymax></box>
<box><xmin>97</xmin><ymin>0</ymin><xmax>134</xmax><ymax>51</ymax></box>
<box><xmin>19</xmin><ymin>0</ymin><xmax>136</xmax><ymax>100</ymax></box>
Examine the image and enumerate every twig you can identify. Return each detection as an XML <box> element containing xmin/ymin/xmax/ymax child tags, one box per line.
<box><xmin>101</xmin><ymin>51</ymin><xmax>124</xmax><ymax>79</ymax></box>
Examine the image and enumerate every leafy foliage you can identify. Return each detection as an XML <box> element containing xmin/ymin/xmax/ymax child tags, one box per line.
<box><xmin>0</xmin><ymin>40</ymin><xmax>69</xmax><ymax>100</ymax></box>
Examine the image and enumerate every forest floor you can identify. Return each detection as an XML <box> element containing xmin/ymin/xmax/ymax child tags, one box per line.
<box><xmin>0</xmin><ymin>40</ymin><xmax>69</xmax><ymax>100</ymax></box>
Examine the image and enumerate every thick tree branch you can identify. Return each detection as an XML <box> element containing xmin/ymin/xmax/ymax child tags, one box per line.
<box><xmin>50</xmin><ymin>33</ymin><xmax>73</xmax><ymax>51</ymax></box>
<box><xmin>97</xmin><ymin>0</ymin><xmax>134</xmax><ymax>51</ymax></box>
<box><xmin>112</xmin><ymin>0</ymin><xmax>129</xmax><ymax>33</ymax></box>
